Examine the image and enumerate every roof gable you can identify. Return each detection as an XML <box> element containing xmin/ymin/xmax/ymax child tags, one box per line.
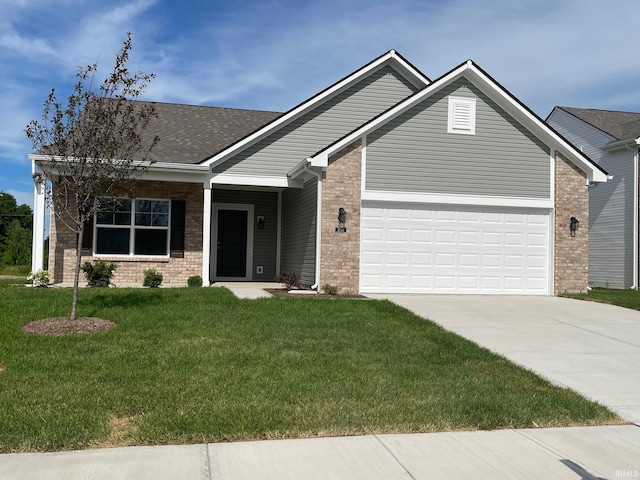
<box><xmin>201</xmin><ymin>50</ymin><xmax>431</xmax><ymax>168</ymax></box>
<box><xmin>307</xmin><ymin>60</ymin><xmax>608</xmax><ymax>183</ymax></box>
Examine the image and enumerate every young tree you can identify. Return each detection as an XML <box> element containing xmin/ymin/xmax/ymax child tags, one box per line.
<box><xmin>26</xmin><ymin>32</ymin><xmax>159</xmax><ymax>320</ymax></box>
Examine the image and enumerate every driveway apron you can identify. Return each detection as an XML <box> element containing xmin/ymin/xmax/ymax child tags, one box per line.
<box><xmin>369</xmin><ymin>295</ymin><xmax>640</xmax><ymax>425</ymax></box>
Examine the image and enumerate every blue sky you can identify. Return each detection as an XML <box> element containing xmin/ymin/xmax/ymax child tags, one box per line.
<box><xmin>2</xmin><ymin>0</ymin><xmax>640</xmax><ymax>209</ymax></box>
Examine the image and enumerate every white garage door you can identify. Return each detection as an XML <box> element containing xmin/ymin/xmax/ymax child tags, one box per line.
<box><xmin>360</xmin><ymin>203</ymin><xmax>550</xmax><ymax>294</ymax></box>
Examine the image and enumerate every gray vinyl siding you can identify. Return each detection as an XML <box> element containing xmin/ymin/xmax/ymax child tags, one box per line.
<box><xmin>213</xmin><ymin>65</ymin><xmax>419</xmax><ymax>177</ymax></box>
<box><xmin>547</xmin><ymin>109</ymin><xmax>615</xmax><ymax>164</ymax></box>
<box><xmin>588</xmin><ymin>149</ymin><xmax>634</xmax><ymax>289</ymax></box>
<box><xmin>212</xmin><ymin>189</ymin><xmax>278</xmax><ymax>281</ymax></box>
<box><xmin>280</xmin><ymin>179</ymin><xmax>317</xmax><ymax>286</ymax></box>
<box><xmin>547</xmin><ymin>110</ymin><xmax>633</xmax><ymax>288</ymax></box>
<box><xmin>365</xmin><ymin>79</ymin><xmax>551</xmax><ymax>198</ymax></box>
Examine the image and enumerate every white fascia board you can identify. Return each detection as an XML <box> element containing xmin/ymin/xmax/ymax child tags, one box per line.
<box><xmin>463</xmin><ymin>65</ymin><xmax>608</xmax><ymax>184</ymax></box>
<box><xmin>212</xmin><ymin>173</ymin><xmax>301</xmax><ymax>188</ymax></box>
<box><xmin>362</xmin><ymin>190</ymin><xmax>554</xmax><ymax>209</ymax></box>
<box><xmin>202</xmin><ymin>51</ymin><xmax>429</xmax><ymax>169</ymax></box>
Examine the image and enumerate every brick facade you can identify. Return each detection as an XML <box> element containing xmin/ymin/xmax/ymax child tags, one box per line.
<box><xmin>50</xmin><ymin>180</ymin><xmax>204</xmax><ymax>285</ymax></box>
<box><xmin>554</xmin><ymin>152</ymin><xmax>589</xmax><ymax>294</ymax></box>
<box><xmin>319</xmin><ymin>140</ymin><xmax>362</xmax><ymax>294</ymax></box>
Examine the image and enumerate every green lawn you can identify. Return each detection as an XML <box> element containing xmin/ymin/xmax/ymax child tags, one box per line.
<box><xmin>0</xmin><ymin>281</ymin><xmax>620</xmax><ymax>453</ymax></box>
<box><xmin>565</xmin><ymin>288</ymin><xmax>640</xmax><ymax>311</ymax></box>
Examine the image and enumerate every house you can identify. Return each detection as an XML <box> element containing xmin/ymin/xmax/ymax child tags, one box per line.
<box><xmin>547</xmin><ymin>107</ymin><xmax>640</xmax><ymax>289</ymax></box>
<box><xmin>31</xmin><ymin>50</ymin><xmax>608</xmax><ymax>295</ymax></box>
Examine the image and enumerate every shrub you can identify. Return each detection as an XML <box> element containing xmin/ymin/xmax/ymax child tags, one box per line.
<box><xmin>143</xmin><ymin>268</ymin><xmax>163</xmax><ymax>288</ymax></box>
<box><xmin>27</xmin><ymin>269</ymin><xmax>50</xmax><ymax>287</ymax></box>
<box><xmin>81</xmin><ymin>260</ymin><xmax>117</xmax><ymax>288</ymax></box>
<box><xmin>278</xmin><ymin>270</ymin><xmax>301</xmax><ymax>290</ymax></box>
<box><xmin>187</xmin><ymin>275</ymin><xmax>202</xmax><ymax>287</ymax></box>
<box><xmin>322</xmin><ymin>284</ymin><xmax>338</xmax><ymax>295</ymax></box>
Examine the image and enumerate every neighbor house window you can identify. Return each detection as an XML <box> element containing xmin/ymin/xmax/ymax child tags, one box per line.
<box><xmin>95</xmin><ymin>197</ymin><xmax>170</xmax><ymax>256</ymax></box>
<box><xmin>447</xmin><ymin>96</ymin><xmax>476</xmax><ymax>135</ymax></box>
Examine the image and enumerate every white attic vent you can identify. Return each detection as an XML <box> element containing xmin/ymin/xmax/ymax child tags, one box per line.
<box><xmin>448</xmin><ymin>96</ymin><xmax>476</xmax><ymax>135</ymax></box>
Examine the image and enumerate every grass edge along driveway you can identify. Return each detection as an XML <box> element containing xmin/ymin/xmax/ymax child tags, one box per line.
<box><xmin>0</xmin><ymin>282</ymin><xmax>622</xmax><ymax>453</ymax></box>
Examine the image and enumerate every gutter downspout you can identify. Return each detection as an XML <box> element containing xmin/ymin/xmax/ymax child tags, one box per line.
<box><xmin>303</xmin><ymin>161</ymin><xmax>322</xmax><ymax>291</ymax></box>
<box><xmin>631</xmin><ymin>141</ymin><xmax>640</xmax><ymax>289</ymax></box>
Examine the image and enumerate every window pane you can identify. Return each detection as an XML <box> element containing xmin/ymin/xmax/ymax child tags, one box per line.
<box><xmin>116</xmin><ymin>199</ymin><xmax>132</xmax><ymax>213</ymax></box>
<box><xmin>136</xmin><ymin>199</ymin><xmax>151</xmax><ymax>213</ymax></box>
<box><xmin>96</xmin><ymin>211</ymin><xmax>113</xmax><ymax>225</ymax></box>
<box><xmin>135</xmin><ymin>213</ymin><xmax>151</xmax><ymax>226</ymax></box>
<box><xmin>96</xmin><ymin>228</ymin><xmax>130</xmax><ymax>255</ymax></box>
<box><xmin>152</xmin><ymin>213</ymin><xmax>168</xmax><ymax>227</ymax></box>
<box><xmin>115</xmin><ymin>213</ymin><xmax>131</xmax><ymax>225</ymax></box>
<box><xmin>134</xmin><ymin>229</ymin><xmax>167</xmax><ymax>255</ymax></box>
<box><xmin>153</xmin><ymin>201</ymin><xmax>169</xmax><ymax>214</ymax></box>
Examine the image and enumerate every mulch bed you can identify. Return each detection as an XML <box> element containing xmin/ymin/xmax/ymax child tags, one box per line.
<box><xmin>264</xmin><ymin>289</ymin><xmax>366</xmax><ymax>299</ymax></box>
<box><xmin>22</xmin><ymin>317</ymin><xmax>116</xmax><ymax>336</ymax></box>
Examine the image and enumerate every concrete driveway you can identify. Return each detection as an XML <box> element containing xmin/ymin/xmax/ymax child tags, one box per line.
<box><xmin>369</xmin><ymin>295</ymin><xmax>640</xmax><ymax>425</ymax></box>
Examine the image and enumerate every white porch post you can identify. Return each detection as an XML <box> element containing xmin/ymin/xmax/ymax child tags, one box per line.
<box><xmin>201</xmin><ymin>183</ymin><xmax>212</xmax><ymax>286</ymax></box>
<box><xmin>31</xmin><ymin>165</ymin><xmax>46</xmax><ymax>273</ymax></box>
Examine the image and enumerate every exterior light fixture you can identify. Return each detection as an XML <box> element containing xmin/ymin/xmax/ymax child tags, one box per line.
<box><xmin>336</xmin><ymin>208</ymin><xmax>347</xmax><ymax>233</ymax></box>
<box><xmin>257</xmin><ymin>216</ymin><xmax>265</xmax><ymax>230</ymax></box>
<box><xmin>570</xmin><ymin>216</ymin><xmax>579</xmax><ymax>237</ymax></box>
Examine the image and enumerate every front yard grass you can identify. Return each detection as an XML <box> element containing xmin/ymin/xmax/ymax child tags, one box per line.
<box><xmin>564</xmin><ymin>288</ymin><xmax>640</xmax><ymax>311</ymax></box>
<box><xmin>0</xmin><ymin>283</ymin><xmax>620</xmax><ymax>452</ymax></box>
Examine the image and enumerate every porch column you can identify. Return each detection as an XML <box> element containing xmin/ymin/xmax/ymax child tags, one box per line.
<box><xmin>201</xmin><ymin>183</ymin><xmax>212</xmax><ymax>286</ymax></box>
<box><xmin>31</xmin><ymin>167</ymin><xmax>46</xmax><ymax>273</ymax></box>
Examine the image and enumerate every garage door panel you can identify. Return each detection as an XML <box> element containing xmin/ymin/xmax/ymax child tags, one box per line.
<box><xmin>360</xmin><ymin>204</ymin><xmax>549</xmax><ymax>295</ymax></box>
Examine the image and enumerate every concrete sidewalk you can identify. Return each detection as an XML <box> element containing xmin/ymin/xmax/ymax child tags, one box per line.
<box><xmin>1</xmin><ymin>426</ymin><xmax>639</xmax><ymax>479</ymax></box>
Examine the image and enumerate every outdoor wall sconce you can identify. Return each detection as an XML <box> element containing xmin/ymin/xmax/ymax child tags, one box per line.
<box><xmin>257</xmin><ymin>216</ymin><xmax>265</xmax><ymax>230</ymax></box>
<box><xmin>570</xmin><ymin>216</ymin><xmax>579</xmax><ymax>237</ymax></box>
<box><xmin>336</xmin><ymin>207</ymin><xmax>347</xmax><ymax>233</ymax></box>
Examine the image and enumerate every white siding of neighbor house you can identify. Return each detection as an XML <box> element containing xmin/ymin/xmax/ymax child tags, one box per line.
<box><xmin>280</xmin><ymin>178</ymin><xmax>317</xmax><ymax>286</ymax></box>
<box><xmin>212</xmin><ymin>65</ymin><xmax>419</xmax><ymax>178</ymax></box>
<box><xmin>588</xmin><ymin>148</ymin><xmax>634</xmax><ymax>289</ymax></box>
<box><xmin>547</xmin><ymin>109</ymin><xmax>633</xmax><ymax>289</ymax></box>
<box><xmin>365</xmin><ymin>79</ymin><xmax>551</xmax><ymax>198</ymax></box>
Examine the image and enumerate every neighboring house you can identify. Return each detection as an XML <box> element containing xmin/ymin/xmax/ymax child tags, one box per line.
<box><xmin>31</xmin><ymin>50</ymin><xmax>608</xmax><ymax>295</ymax></box>
<box><xmin>547</xmin><ymin>107</ymin><xmax>640</xmax><ymax>289</ymax></box>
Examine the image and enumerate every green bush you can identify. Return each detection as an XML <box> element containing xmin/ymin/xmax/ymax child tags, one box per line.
<box><xmin>143</xmin><ymin>268</ymin><xmax>163</xmax><ymax>288</ymax></box>
<box><xmin>187</xmin><ymin>275</ymin><xmax>202</xmax><ymax>287</ymax></box>
<box><xmin>81</xmin><ymin>260</ymin><xmax>117</xmax><ymax>288</ymax></box>
<box><xmin>322</xmin><ymin>284</ymin><xmax>338</xmax><ymax>295</ymax></box>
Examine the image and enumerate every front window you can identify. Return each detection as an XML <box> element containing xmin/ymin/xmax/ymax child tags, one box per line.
<box><xmin>95</xmin><ymin>197</ymin><xmax>170</xmax><ymax>256</ymax></box>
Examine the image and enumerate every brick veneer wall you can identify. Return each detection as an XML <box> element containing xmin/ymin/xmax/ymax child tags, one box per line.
<box><xmin>49</xmin><ymin>180</ymin><xmax>204</xmax><ymax>285</ymax></box>
<box><xmin>319</xmin><ymin>140</ymin><xmax>362</xmax><ymax>294</ymax></box>
<box><xmin>554</xmin><ymin>152</ymin><xmax>589</xmax><ymax>294</ymax></box>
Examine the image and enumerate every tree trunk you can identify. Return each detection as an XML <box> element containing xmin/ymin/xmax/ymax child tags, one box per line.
<box><xmin>70</xmin><ymin>222</ymin><xmax>84</xmax><ymax>321</ymax></box>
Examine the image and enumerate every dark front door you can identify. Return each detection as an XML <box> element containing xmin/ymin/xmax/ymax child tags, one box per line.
<box><xmin>216</xmin><ymin>209</ymin><xmax>248</xmax><ymax>277</ymax></box>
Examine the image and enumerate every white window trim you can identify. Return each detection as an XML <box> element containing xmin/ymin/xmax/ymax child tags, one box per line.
<box><xmin>94</xmin><ymin>197</ymin><xmax>171</xmax><ymax>258</ymax></box>
<box><xmin>448</xmin><ymin>96</ymin><xmax>476</xmax><ymax>135</ymax></box>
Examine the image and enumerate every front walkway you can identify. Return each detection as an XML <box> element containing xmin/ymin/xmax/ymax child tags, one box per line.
<box><xmin>370</xmin><ymin>295</ymin><xmax>640</xmax><ymax>425</ymax></box>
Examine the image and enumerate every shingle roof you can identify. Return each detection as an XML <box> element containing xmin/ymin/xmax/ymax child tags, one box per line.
<box><xmin>559</xmin><ymin>107</ymin><xmax>640</xmax><ymax>141</ymax></box>
<box><xmin>138</xmin><ymin>101</ymin><xmax>282</xmax><ymax>164</ymax></box>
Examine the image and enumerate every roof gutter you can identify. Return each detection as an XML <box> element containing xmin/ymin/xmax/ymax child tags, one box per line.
<box><xmin>628</xmin><ymin>141</ymin><xmax>639</xmax><ymax>289</ymax></box>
